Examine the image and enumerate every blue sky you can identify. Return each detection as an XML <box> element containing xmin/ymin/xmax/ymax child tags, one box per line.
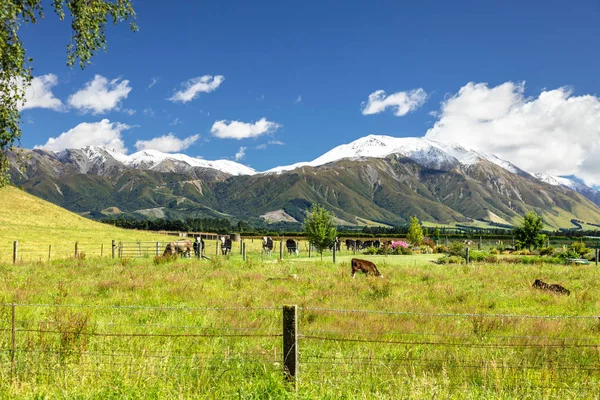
<box><xmin>16</xmin><ymin>0</ymin><xmax>600</xmax><ymax>182</ymax></box>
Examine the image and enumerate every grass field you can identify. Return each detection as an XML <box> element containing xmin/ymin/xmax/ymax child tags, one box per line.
<box><xmin>1</xmin><ymin>249</ymin><xmax>600</xmax><ymax>399</ymax></box>
<box><xmin>2</xmin><ymin>188</ymin><xmax>600</xmax><ymax>398</ymax></box>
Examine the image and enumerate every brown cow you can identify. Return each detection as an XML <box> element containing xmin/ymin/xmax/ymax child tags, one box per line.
<box><xmin>351</xmin><ymin>258</ymin><xmax>383</xmax><ymax>278</ymax></box>
<box><xmin>532</xmin><ymin>279</ymin><xmax>570</xmax><ymax>295</ymax></box>
<box><xmin>163</xmin><ymin>240</ymin><xmax>193</xmax><ymax>258</ymax></box>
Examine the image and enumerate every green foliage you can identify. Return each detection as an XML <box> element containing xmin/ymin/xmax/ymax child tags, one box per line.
<box><xmin>302</xmin><ymin>204</ymin><xmax>337</xmax><ymax>260</ymax></box>
<box><xmin>447</xmin><ymin>241</ymin><xmax>466</xmax><ymax>257</ymax></box>
<box><xmin>0</xmin><ymin>0</ymin><xmax>137</xmax><ymax>187</ymax></box>
<box><xmin>514</xmin><ymin>211</ymin><xmax>545</xmax><ymax>251</ymax></box>
<box><xmin>407</xmin><ymin>216</ymin><xmax>424</xmax><ymax>246</ymax></box>
<box><xmin>539</xmin><ymin>247</ymin><xmax>555</xmax><ymax>256</ymax></box>
<box><xmin>570</xmin><ymin>241</ymin><xmax>589</xmax><ymax>257</ymax></box>
<box><xmin>433</xmin><ymin>226</ymin><xmax>441</xmax><ymax>242</ymax></box>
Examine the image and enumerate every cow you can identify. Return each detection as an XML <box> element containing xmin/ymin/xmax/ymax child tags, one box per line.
<box><xmin>262</xmin><ymin>237</ymin><xmax>274</xmax><ymax>256</ymax></box>
<box><xmin>220</xmin><ymin>236</ymin><xmax>232</xmax><ymax>255</ymax></box>
<box><xmin>355</xmin><ymin>240</ymin><xmax>363</xmax><ymax>251</ymax></box>
<box><xmin>351</xmin><ymin>258</ymin><xmax>383</xmax><ymax>278</ymax></box>
<box><xmin>163</xmin><ymin>240</ymin><xmax>193</xmax><ymax>258</ymax></box>
<box><xmin>286</xmin><ymin>239</ymin><xmax>298</xmax><ymax>255</ymax></box>
<box><xmin>362</xmin><ymin>240</ymin><xmax>380</xmax><ymax>249</ymax></box>
<box><xmin>193</xmin><ymin>237</ymin><xmax>205</xmax><ymax>257</ymax></box>
<box><xmin>330</xmin><ymin>237</ymin><xmax>340</xmax><ymax>252</ymax></box>
<box><xmin>532</xmin><ymin>279</ymin><xmax>570</xmax><ymax>295</ymax></box>
<box><xmin>345</xmin><ymin>239</ymin><xmax>356</xmax><ymax>251</ymax></box>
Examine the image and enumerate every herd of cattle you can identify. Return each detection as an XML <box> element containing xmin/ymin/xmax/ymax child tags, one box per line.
<box><xmin>162</xmin><ymin>236</ymin><xmax>390</xmax><ymax>259</ymax></box>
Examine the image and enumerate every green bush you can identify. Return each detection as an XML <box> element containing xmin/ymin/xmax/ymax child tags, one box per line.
<box><xmin>539</xmin><ymin>247</ymin><xmax>555</xmax><ymax>256</ymax></box>
<box><xmin>448</xmin><ymin>242</ymin><xmax>465</xmax><ymax>257</ymax></box>
<box><xmin>362</xmin><ymin>246</ymin><xmax>378</xmax><ymax>255</ymax></box>
<box><xmin>570</xmin><ymin>242</ymin><xmax>589</xmax><ymax>257</ymax></box>
<box><xmin>437</xmin><ymin>255</ymin><xmax>465</xmax><ymax>264</ymax></box>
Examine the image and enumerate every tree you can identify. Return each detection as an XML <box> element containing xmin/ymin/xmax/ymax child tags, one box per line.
<box><xmin>0</xmin><ymin>1</ymin><xmax>137</xmax><ymax>186</ymax></box>
<box><xmin>406</xmin><ymin>216</ymin><xmax>424</xmax><ymax>246</ymax></box>
<box><xmin>302</xmin><ymin>204</ymin><xmax>337</xmax><ymax>261</ymax></box>
<box><xmin>433</xmin><ymin>226</ymin><xmax>441</xmax><ymax>244</ymax></box>
<box><xmin>514</xmin><ymin>211</ymin><xmax>546</xmax><ymax>251</ymax></box>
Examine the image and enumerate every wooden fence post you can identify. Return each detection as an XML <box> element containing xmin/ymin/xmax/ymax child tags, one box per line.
<box><xmin>478</xmin><ymin>236</ymin><xmax>481</xmax><ymax>250</ymax></box>
<box><xmin>11</xmin><ymin>303</ymin><xmax>16</xmax><ymax>380</ymax></box>
<box><xmin>111</xmin><ymin>240</ymin><xmax>116</xmax><ymax>259</ymax></box>
<box><xmin>465</xmin><ymin>247</ymin><xmax>470</xmax><ymax>264</ymax></box>
<box><xmin>216</xmin><ymin>239</ymin><xmax>219</xmax><ymax>256</ymax></box>
<box><xmin>333</xmin><ymin>244</ymin><xmax>336</xmax><ymax>263</ymax></box>
<box><xmin>48</xmin><ymin>245</ymin><xmax>51</xmax><ymax>262</ymax></box>
<box><xmin>596</xmin><ymin>248</ymin><xmax>599</xmax><ymax>267</ymax></box>
<box><xmin>308</xmin><ymin>242</ymin><xmax>311</xmax><ymax>258</ymax></box>
<box><xmin>243</xmin><ymin>242</ymin><xmax>247</xmax><ymax>262</ymax></box>
<box><xmin>282</xmin><ymin>305</ymin><xmax>298</xmax><ymax>390</ymax></box>
<box><xmin>240</xmin><ymin>238</ymin><xmax>244</xmax><ymax>255</ymax></box>
<box><xmin>280</xmin><ymin>240</ymin><xmax>284</xmax><ymax>260</ymax></box>
<box><xmin>353</xmin><ymin>242</ymin><xmax>356</xmax><ymax>255</ymax></box>
<box><xmin>156</xmin><ymin>242</ymin><xmax>160</xmax><ymax>257</ymax></box>
<box><xmin>74</xmin><ymin>241</ymin><xmax>79</xmax><ymax>258</ymax></box>
<box><xmin>12</xmin><ymin>241</ymin><xmax>18</xmax><ymax>265</ymax></box>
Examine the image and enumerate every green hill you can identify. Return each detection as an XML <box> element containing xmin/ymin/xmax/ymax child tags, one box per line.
<box><xmin>0</xmin><ymin>186</ymin><xmax>175</xmax><ymax>263</ymax></box>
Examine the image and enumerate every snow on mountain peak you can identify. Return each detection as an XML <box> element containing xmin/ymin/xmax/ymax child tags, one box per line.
<box><xmin>265</xmin><ymin>135</ymin><xmax>519</xmax><ymax>174</ymax></box>
<box><xmin>54</xmin><ymin>146</ymin><xmax>257</xmax><ymax>176</ymax></box>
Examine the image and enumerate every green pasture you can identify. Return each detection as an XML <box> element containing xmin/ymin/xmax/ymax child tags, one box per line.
<box><xmin>1</xmin><ymin>252</ymin><xmax>600</xmax><ymax>398</ymax></box>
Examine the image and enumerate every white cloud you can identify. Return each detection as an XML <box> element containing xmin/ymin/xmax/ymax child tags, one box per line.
<box><xmin>143</xmin><ymin>108</ymin><xmax>155</xmax><ymax>117</ymax></box>
<box><xmin>268</xmin><ymin>139</ymin><xmax>285</xmax><ymax>146</ymax></box>
<box><xmin>362</xmin><ymin>88</ymin><xmax>427</xmax><ymax>116</ymax></box>
<box><xmin>35</xmin><ymin>119</ymin><xmax>130</xmax><ymax>153</ymax></box>
<box><xmin>255</xmin><ymin>144</ymin><xmax>267</xmax><ymax>150</ymax></box>
<box><xmin>170</xmin><ymin>117</ymin><xmax>182</xmax><ymax>126</ymax></box>
<box><xmin>134</xmin><ymin>133</ymin><xmax>200</xmax><ymax>153</ymax></box>
<box><xmin>68</xmin><ymin>75</ymin><xmax>132</xmax><ymax>114</ymax></box>
<box><xmin>296</xmin><ymin>95</ymin><xmax>302</xmax><ymax>104</ymax></box>
<box><xmin>168</xmin><ymin>75</ymin><xmax>224</xmax><ymax>103</ymax></box>
<box><xmin>122</xmin><ymin>108</ymin><xmax>136</xmax><ymax>116</ymax></box>
<box><xmin>211</xmin><ymin>118</ymin><xmax>281</xmax><ymax>139</ymax></box>
<box><xmin>425</xmin><ymin>81</ymin><xmax>600</xmax><ymax>186</ymax></box>
<box><xmin>19</xmin><ymin>74</ymin><xmax>64</xmax><ymax>111</ymax></box>
<box><xmin>148</xmin><ymin>77</ymin><xmax>160</xmax><ymax>89</ymax></box>
<box><xmin>234</xmin><ymin>146</ymin><xmax>247</xmax><ymax>161</ymax></box>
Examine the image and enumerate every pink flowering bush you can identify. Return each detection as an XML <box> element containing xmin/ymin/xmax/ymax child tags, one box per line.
<box><xmin>391</xmin><ymin>241</ymin><xmax>409</xmax><ymax>249</ymax></box>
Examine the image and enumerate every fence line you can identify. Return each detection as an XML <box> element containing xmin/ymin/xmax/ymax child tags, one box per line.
<box><xmin>3</xmin><ymin>303</ymin><xmax>600</xmax><ymax>392</ymax></box>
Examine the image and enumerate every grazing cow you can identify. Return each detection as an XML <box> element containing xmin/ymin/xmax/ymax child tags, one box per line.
<box><xmin>163</xmin><ymin>240</ymin><xmax>193</xmax><ymax>258</ymax></box>
<box><xmin>220</xmin><ymin>236</ymin><xmax>232</xmax><ymax>255</ymax></box>
<box><xmin>355</xmin><ymin>240</ymin><xmax>363</xmax><ymax>251</ymax></box>
<box><xmin>532</xmin><ymin>279</ymin><xmax>570</xmax><ymax>295</ymax></box>
<box><xmin>262</xmin><ymin>237</ymin><xmax>274</xmax><ymax>256</ymax></box>
<box><xmin>286</xmin><ymin>239</ymin><xmax>298</xmax><ymax>255</ymax></box>
<box><xmin>193</xmin><ymin>237</ymin><xmax>205</xmax><ymax>257</ymax></box>
<box><xmin>330</xmin><ymin>237</ymin><xmax>340</xmax><ymax>252</ymax></box>
<box><xmin>345</xmin><ymin>239</ymin><xmax>356</xmax><ymax>251</ymax></box>
<box><xmin>351</xmin><ymin>258</ymin><xmax>383</xmax><ymax>278</ymax></box>
<box><xmin>363</xmin><ymin>240</ymin><xmax>376</xmax><ymax>249</ymax></box>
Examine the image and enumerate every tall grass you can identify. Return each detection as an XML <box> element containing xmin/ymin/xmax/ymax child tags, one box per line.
<box><xmin>1</xmin><ymin>253</ymin><xmax>600</xmax><ymax>398</ymax></box>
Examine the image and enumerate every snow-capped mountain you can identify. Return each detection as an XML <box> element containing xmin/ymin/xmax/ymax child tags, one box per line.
<box><xmin>265</xmin><ymin>135</ymin><xmax>524</xmax><ymax>174</ymax></box>
<box><xmin>533</xmin><ymin>173</ymin><xmax>589</xmax><ymax>192</ymax></box>
<box><xmin>56</xmin><ymin>146</ymin><xmax>257</xmax><ymax>176</ymax></box>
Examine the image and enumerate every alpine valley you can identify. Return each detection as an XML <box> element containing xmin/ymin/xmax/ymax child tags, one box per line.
<box><xmin>8</xmin><ymin>135</ymin><xmax>600</xmax><ymax>230</ymax></box>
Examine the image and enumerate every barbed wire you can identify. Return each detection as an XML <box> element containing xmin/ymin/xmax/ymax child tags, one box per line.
<box><xmin>300</xmin><ymin>335</ymin><xmax>600</xmax><ymax>348</ymax></box>
<box><xmin>300</xmin><ymin>329</ymin><xmax>600</xmax><ymax>342</ymax></box>
<box><xmin>301</xmin><ymin>307</ymin><xmax>600</xmax><ymax>320</ymax></box>
<box><xmin>15</xmin><ymin>328</ymin><xmax>282</xmax><ymax>339</ymax></box>
<box><xmin>0</xmin><ymin>303</ymin><xmax>279</xmax><ymax>311</ymax></box>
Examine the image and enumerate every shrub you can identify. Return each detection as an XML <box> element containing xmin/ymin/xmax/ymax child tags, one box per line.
<box><xmin>153</xmin><ymin>254</ymin><xmax>178</xmax><ymax>266</ymax></box>
<box><xmin>391</xmin><ymin>241</ymin><xmax>408</xmax><ymax>250</ymax></box>
<box><xmin>362</xmin><ymin>246</ymin><xmax>378</xmax><ymax>255</ymax></box>
<box><xmin>434</xmin><ymin>245</ymin><xmax>449</xmax><ymax>254</ymax></box>
<box><xmin>437</xmin><ymin>255</ymin><xmax>464</xmax><ymax>264</ymax></box>
<box><xmin>539</xmin><ymin>247</ymin><xmax>555</xmax><ymax>256</ymax></box>
<box><xmin>468</xmin><ymin>251</ymin><xmax>487</xmax><ymax>262</ymax></box>
<box><xmin>570</xmin><ymin>242</ymin><xmax>589</xmax><ymax>257</ymax></box>
<box><xmin>447</xmin><ymin>242</ymin><xmax>465</xmax><ymax>257</ymax></box>
<box><xmin>490</xmin><ymin>249</ymin><xmax>500</xmax><ymax>255</ymax></box>
<box><xmin>422</xmin><ymin>237</ymin><xmax>436</xmax><ymax>249</ymax></box>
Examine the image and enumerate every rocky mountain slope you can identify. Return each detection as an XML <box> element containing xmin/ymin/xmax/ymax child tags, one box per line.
<box><xmin>8</xmin><ymin>136</ymin><xmax>600</xmax><ymax>229</ymax></box>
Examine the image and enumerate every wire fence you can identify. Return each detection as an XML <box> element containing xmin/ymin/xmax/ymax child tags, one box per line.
<box><xmin>2</xmin><ymin>303</ymin><xmax>600</xmax><ymax>393</ymax></box>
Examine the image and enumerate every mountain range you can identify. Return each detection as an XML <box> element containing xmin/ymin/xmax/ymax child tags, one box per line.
<box><xmin>8</xmin><ymin>135</ymin><xmax>600</xmax><ymax>229</ymax></box>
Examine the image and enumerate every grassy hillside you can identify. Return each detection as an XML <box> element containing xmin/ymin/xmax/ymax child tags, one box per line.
<box><xmin>0</xmin><ymin>186</ymin><xmax>175</xmax><ymax>262</ymax></box>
